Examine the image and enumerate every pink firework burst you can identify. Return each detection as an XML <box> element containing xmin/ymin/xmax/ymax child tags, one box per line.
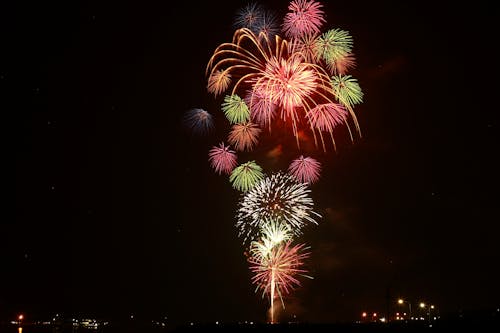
<box><xmin>255</xmin><ymin>55</ymin><xmax>317</xmax><ymax>132</ymax></box>
<box><xmin>307</xmin><ymin>103</ymin><xmax>347</xmax><ymax>133</ymax></box>
<box><xmin>248</xmin><ymin>241</ymin><xmax>311</xmax><ymax>304</ymax></box>
<box><xmin>245</xmin><ymin>88</ymin><xmax>276</xmax><ymax>129</ymax></box>
<box><xmin>228</xmin><ymin>122</ymin><xmax>261</xmax><ymax>152</ymax></box>
<box><xmin>288</xmin><ymin>155</ymin><xmax>321</xmax><ymax>184</ymax></box>
<box><xmin>282</xmin><ymin>0</ymin><xmax>326</xmax><ymax>39</ymax></box>
<box><xmin>208</xmin><ymin>142</ymin><xmax>238</xmax><ymax>175</ymax></box>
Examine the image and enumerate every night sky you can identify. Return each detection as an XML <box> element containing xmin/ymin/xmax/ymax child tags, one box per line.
<box><xmin>5</xmin><ymin>0</ymin><xmax>499</xmax><ymax>327</ymax></box>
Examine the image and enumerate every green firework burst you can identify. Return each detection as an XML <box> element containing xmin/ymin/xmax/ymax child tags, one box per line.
<box><xmin>330</xmin><ymin>74</ymin><xmax>363</xmax><ymax>108</ymax></box>
<box><xmin>222</xmin><ymin>94</ymin><xmax>251</xmax><ymax>124</ymax></box>
<box><xmin>229</xmin><ymin>160</ymin><xmax>264</xmax><ymax>192</ymax></box>
<box><xmin>314</xmin><ymin>29</ymin><xmax>353</xmax><ymax>66</ymax></box>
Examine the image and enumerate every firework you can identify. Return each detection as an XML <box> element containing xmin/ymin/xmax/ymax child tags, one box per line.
<box><xmin>250</xmin><ymin>218</ymin><xmax>293</xmax><ymax>262</ymax></box>
<box><xmin>236</xmin><ymin>171</ymin><xmax>321</xmax><ymax>244</ymax></box>
<box><xmin>282</xmin><ymin>0</ymin><xmax>326</xmax><ymax>39</ymax></box>
<box><xmin>192</xmin><ymin>1</ymin><xmax>364</xmax><ymax>323</ymax></box>
<box><xmin>228</xmin><ymin>121</ymin><xmax>261</xmax><ymax>152</ymax></box>
<box><xmin>254</xmin><ymin>55</ymin><xmax>318</xmax><ymax>126</ymax></box>
<box><xmin>229</xmin><ymin>160</ymin><xmax>264</xmax><ymax>192</ymax></box>
<box><xmin>207</xmin><ymin>69</ymin><xmax>231</xmax><ymax>97</ymax></box>
<box><xmin>183</xmin><ymin>108</ymin><xmax>214</xmax><ymax>136</ymax></box>
<box><xmin>206</xmin><ymin>25</ymin><xmax>361</xmax><ymax>151</ymax></box>
<box><xmin>222</xmin><ymin>94</ymin><xmax>251</xmax><ymax>124</ymax></box>
<box><xmin>208</xmin><ymin>142</ymin><xmax>238</xmax><ymax>175</ymax></box>
<box><xmin>234</xmin><ymin>2</ymin><xmax>264</xmax><ymax>33</ymax></box>
<box><xmin>244</xmin><ymin>88</ymin><xmax>276</xmax><ymax>129</ymax></box>
<box><xmin>288</xmin><ymin>155</ymin><xmax>321</xmax><ymax>184</ymax></box>
<box><xmin>328</xmin><ymin>52</ymin><xmax>356</xmax><ymax>75</ymax></box>
<box><xmin>248</xmin><ymin>240</ymin><xmax>312</xmax><ymax>323</ymax></box>
<box><xmin>330</xmin><ymin>74</ymin><xmax>363</xmax><ymax>108</ymax></box>
<box><xmin>314</xmin><ymin>29</ymin><xmax>353</xmax><ymax>68</ymax></box>
<box><xmin>254</xmin><ymin>11</ymin><xmax>279</xmax><ymax>38</ymax></box>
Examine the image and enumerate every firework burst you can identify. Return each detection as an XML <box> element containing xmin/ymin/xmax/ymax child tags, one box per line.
<box><xmin>248</xmin><ymin>240</ymin><xmax>312</xmax><ymax>323</ymax></box>
<box><xmin>314</xmin><ymin>29</ymin><xmax>353</xmax><ymax>67</ymax></box>
<box><xmin>331</xmin><ymin>74</ymin><xmax>363</xmax><ymax>108</ymax></box>
<box><xmin>236</xmin><ymin>171</ymin><xmax>321</xmax><ymax>244</ymax></box>
<box><xmin>183</xmin><ymin>108</ymin><xmax>214</xmax><ymax>136</ymax></box>
<box><xmin>228</xmin><ymin>121</ymin><xmax>261</xmax><ymax>152</ymax></box>
<box><xmin>250</xmin><ymin>218</ymin><xmax>293</xmax><ymax>261</ymax></box>
<box><xmin>229</xmin><ymin>160</ymin><xmax>265</xmax><ymax>192</ymax></box>
<box><xmin>192</xmin><ymin>1</ymin><xmax>365</xmax><ymax>323</ymax></box>
<box><xmin>282</xmin><ymin>0</ymin><xmax>326</xmax><ymax>39</ymax></box>
<box><xmin>207</xmin><ymin>69</ymin><xmax>231</xmax><ymax>96</ymax></box>
<box><xmin>206</xmin><ymin>24</ymin><xmax>361</xmax><ymax>151</ymax></box>
<box><xmin>222</xmin><ymin>94</ymin><xmax>251</xmax><ymax>124</ymax></box>
<box><xmin>234</xmin><ymin>3</ymin><xmax>264</xmax><ymax>33</ymax></box>
<box><xmin>288</xmin><ymin>155</ymin><xmax>321</xmax><ymax>184</ymax></box>
<box><xmin>208</xmin><ymin>142</ymin><xmax>238</xmax><ymax>175</ymax></box>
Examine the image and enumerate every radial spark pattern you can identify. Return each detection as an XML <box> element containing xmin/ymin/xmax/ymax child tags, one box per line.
<box><xmin>330</xmin><ymin>74</ymin><xmax>363</xmax><ymax>108</ymax></box>
<box><xmin>222</xmin><ymin>94</ymin><xmax>251</xmax><ymax>124</ymax></box>
<box><xmin>228</xmin><ymin>122</ymin><xmax>261</xmax><ymax>152</ymax></box>
<box><xmin>183</xmin><ymin>108</ymin><xmax>214</xmax><ymax>136</ymax></box>
<box><xmin>229</xmin><ymin>161</ymin><xmax>264</xmax><ymax>192</ymax></box>
<box><xmin>207</xmin><ymin>69</ymin><xmax>231</xmax><ymax>96</ymax></box>
<box><xmin>248</xmin><ymin>240</ymin><xmax>311</xmax><ymax>300</ymax></box>
<box><xmin>208</xmin><ymin>142</ymin><xmax>238</xmax><ymax>175</ymax></box>
<box><xmin>236</xmin><ymin>172</ymin><xmax>321</xmax><ymax>244</ymax></box>
<box><xmin>282</xmin><ymin>0</ymin><xmax>326</xmax><ymax>39</ymax></box>
<box><xmin>288</xmin><ymin>155</ymin><xmax>321</xmax><ymax>184</ymax></box>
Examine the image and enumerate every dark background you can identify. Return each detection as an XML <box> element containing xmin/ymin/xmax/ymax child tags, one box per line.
<box><xmin>4</xmin><ymin>0</ymin><xmax>498</xmax><ymax>327</ymax></box>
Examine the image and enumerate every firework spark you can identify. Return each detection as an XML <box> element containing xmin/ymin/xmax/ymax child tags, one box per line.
<box><xmin>228</xmin><ymin>121</ymin><xmax>261</xmax><ymax>152</ymax></box>
<box><xmin>229</xmin><ymin>160</ymin><xmax>265</xmax><ymax>192</ymax></box>
<box><xmin>208</xmin><ymin>142</ymin><xmax>238</xmax><ymax>175</ymax></box>
<box><xmin>315</xmin><ymin>29</ymin><xmax>353</xmax><ymax>68</ymax></box>
<box><xmin>244</xmin><ymin>88</ymin><xmax>277</xmax><ymax>129</ymax></box>
<box><xmin>222</xmin><ymin>94</ymin><xmax>251</xmax><ymax>124</ymax></box>
<box><xmin>234</xmin><ymin>3</ymin><xmax>264</xmax><ymax>32</ymax></box>
<box><xmin>207</xmin><ymin>69</ymin><xmax>232</xmax><ymax>96</ymax></box>
<box><xmin>248</xmin><ymin>240</ymin><xmax>312</xmax><ymax>323</ymax></box>
<box><xmin>250</xmin><ymin>218</ymin><xmax>293</xmax><ymax>262</ymax></box>
<box><xmin>183</xmin><ymin>108</ymin><xmax>214</xmax><ymax>136</ymax></box>
<box><xmin>288</xmin><ymin>155</ymin><xmax>321</xmax><ymax>184</ymax></box>
<box><xmin>206</xmin><ymin>25</ymin><xmax>360</xmax><ymax>151</ymax></box>
<box><xmin>236</xmin><ymin>171</ymin><xmax>321</xmax><ymax>244</ymax></box>
<box><xmin>282</xmin><ymin>0</ymin><xmax>326</xmax><ymax>39</ymax></box>
<box><xmin>331</xmin><ymin>74</ymin><xmax>363</xmax><ymax>108</ymax></box>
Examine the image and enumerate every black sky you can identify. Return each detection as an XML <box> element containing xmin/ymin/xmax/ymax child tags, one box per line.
<box><xmin>5</xmin><ymin>0</ymin><xmax>499</xmax><ymax>326</ymax></box>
